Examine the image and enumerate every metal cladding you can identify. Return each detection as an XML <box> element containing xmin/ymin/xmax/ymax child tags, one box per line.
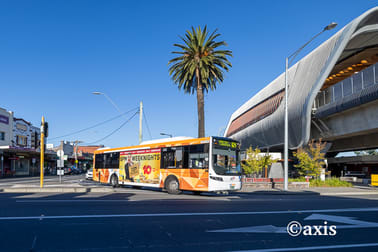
<box><xmin>224</xmin><ymin>7</ymin><xmax>378</xmax><ymax>150</ymax></box>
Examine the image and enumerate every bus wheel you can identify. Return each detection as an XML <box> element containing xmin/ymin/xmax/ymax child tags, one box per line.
<box><xmin>166</xmin><ymin>177</ymin><xmax>181</xmax><ymax>195</ymax></box>
<box><xmin>110</xmin><ymin>175</ymin><xmax>119</xmax><ymax>188</ymax></box>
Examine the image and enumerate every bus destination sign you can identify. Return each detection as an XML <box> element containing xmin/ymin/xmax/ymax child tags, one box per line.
<box><xmin>214</xmin><ymin>139</ymin><xmax>238</xmax><ymax>149</ymax></box>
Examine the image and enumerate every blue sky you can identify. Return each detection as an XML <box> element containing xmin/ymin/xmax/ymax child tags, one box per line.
<box><xmin>0</xmin><ymin>0</ymin><xmax>376</xmax><ymax>148</ymax></box>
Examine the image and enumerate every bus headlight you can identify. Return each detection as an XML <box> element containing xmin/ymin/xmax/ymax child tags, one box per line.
<box><xmin>210</xmin><ymin>176</ymin><xmax>223</xmax><ymax>181</ymax></box>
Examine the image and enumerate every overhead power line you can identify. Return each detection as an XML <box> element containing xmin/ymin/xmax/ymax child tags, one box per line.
<box><xmin>84</xmin><ymin>111</ymin><xmax>139</xmax><ymax>145</ymax></box>
<box><xmin>143</xmin><ymin>110</ymin><xmax>153</xmax><ymax>140</ymax></box>
<box><xmin>49</xmin><ymin>107</ymin><xmax>139</xmax><ymax>140</ymax></box>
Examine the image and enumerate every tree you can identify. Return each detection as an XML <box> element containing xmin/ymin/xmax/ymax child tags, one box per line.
<box><xmin>168</xmin><ymin>26</ymin><xmax>232</xmax><ymax>137</ymax></box>
<box><xmin>294</xmin><ymin>139</ymin><xmax>326</xmax><ymax>177</ymax></box>
<box><xmin>241</xmin><ymin>146</ymin><xmax>277</xmax><ymax>177</ymax></box>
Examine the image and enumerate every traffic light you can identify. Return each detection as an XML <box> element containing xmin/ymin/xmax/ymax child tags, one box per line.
<box><xmin>44</xmin><ymin>122</ymin><xmax>49</xmax><ymax>138</ymax></box>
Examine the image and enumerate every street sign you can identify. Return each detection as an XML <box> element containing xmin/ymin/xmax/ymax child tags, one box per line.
<box><xmin>57</xmin><ymin>169</ymin><xmax>64</xmax><ymax>176</ymax></box>
<box><xmin>57</xmin><ymin>159</ymin><xmax>64</xmax><ymax>168</ymax></box>
<box><xmin>63</xmin><ymin>155</ymin><xmax>68</xmax><ymax>161</ymax></box>
<box><xmin>57</xmin><ymin>150</ymin><xmax>64</xmax><ymax>157</ymax></box>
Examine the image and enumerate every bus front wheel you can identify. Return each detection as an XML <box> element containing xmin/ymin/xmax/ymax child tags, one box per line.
<box><xmin>165</xmin><ymin>177</ymin><xmax>181</xmax><ymax>195</ymax></box>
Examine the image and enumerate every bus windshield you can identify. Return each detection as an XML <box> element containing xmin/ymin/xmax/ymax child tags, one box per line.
<box><xmin>212</xmin><ymin>147</ymin><xmax>241</xmax><ymax>176</ymax></box>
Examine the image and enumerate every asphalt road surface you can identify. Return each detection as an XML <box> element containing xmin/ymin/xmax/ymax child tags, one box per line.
<box><xmin>0</xmin><ymin>189</ymin><xmax>378</xmax><ymax>252</ymax></box>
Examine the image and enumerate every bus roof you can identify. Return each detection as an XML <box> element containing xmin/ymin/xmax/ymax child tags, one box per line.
<box><xmin>140</xmin><ymin>136</ymin><xmax>194</xmax><ymax>145</ymax></box>
<box><xmin>94</xmin><ymin>136</ymin><xmax>212</xmax><ymax>154</ymax></box>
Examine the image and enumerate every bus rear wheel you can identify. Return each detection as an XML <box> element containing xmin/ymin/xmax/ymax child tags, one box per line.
<box><xmin>110</xmin><ymin>174</ymin><xmax>119</xmax><ymax>188</ymax></box>
<box><xmin>166</xmin><ymin>177</ymin><xmax>181</xmax><ymax>195</ymax></box>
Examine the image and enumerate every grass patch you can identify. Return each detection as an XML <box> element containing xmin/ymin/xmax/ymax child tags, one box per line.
<box><xmin>289</xmin><ymin>177</ymin><xmax>353</xmax><ymax>187</ymax></box>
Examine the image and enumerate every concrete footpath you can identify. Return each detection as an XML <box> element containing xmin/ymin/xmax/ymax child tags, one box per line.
<box><xmin>0</xmin><ymin>176</ymin><xmax>378</xmax><ymax>195</ymax></box>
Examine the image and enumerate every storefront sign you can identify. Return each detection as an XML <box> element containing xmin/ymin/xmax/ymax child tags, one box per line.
<box><xmin>0</xmin><ymin>115</ymin><xmax>9</xmax><ymax>125</ymax></box>
<box><xmin>16</xmin><ymin>123</ymin><xmax>27</xmax><ymax>131</ymax></box>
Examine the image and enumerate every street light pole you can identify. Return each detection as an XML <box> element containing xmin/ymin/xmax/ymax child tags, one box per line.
<box><xmin>283</xmin><ymin>22</ymin><xmax>337</xmax><ymax>191</ymax></box>
<box><xmin>92</xmin><ymin>92</ymin><xmax>122</xmax><ymax>115</ymax></box>
<box><xmin>92</xmin><ymin>91</ymin><xmax>144</xmax><ymax>145</ymax></box>
<box><xmin>160</xmin><ymin>133</ymin><xmax>173</xmax><ymax>138</ymax></box>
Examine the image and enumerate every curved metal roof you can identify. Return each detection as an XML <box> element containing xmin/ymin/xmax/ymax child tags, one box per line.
<box><xmin>224</xmin><ymin>7</ymin><xmax>378</xmax><ymax>150</ymax></box>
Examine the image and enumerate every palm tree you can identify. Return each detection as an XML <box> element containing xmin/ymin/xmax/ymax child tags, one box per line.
<box><xmin>168</xmin><ymin>26</ymin><xmax>232</xmax><ymax>138</ymax></box>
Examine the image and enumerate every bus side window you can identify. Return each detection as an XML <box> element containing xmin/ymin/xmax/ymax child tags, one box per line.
<box><xmin>175</xmin><ymin>148</ymin><xmax>183</xmax><ymax>168</ymax></box>
<box><xmin>95</xmin><ymin>154</ymin><xmax>105</xmax><ymax>169</ymax></box>
<box><xmin>188</xmin><ymin>144</ymin><xmax>209</xmax><ymax>169</ymax></box>
<box><xmin>161</xmin><ymin>148</ymin><xmax>176</xmax><ymax>168</ymax></box>
<box><xmin>104</xmin><ymin>152</ymin><xmax>120</xmax><ymax>169</ymax></box>
<box><xmin>161</xmin><ymin>147</ymin><xmax>184</xmax><ymax>168</ymax></box>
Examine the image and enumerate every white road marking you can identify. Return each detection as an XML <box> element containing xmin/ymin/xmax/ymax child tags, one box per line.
<box><xmin>232</xmin><ymin>242</ymin><xmax>378</xmax><ymax>252</ymax></box>
<box><xmin>1</xmin><ymin>207</ymin><xmax>378</xmax><ymax>221</ymax></box>
<box><xmin>210</xmin><ymin>214</ymin><xmax>378</xmax><ymax>233</ymax></box>
<box><xmin>16</xmin><ymin>200</ymin><xmax>137</xmax><ymax>203</ymax></box>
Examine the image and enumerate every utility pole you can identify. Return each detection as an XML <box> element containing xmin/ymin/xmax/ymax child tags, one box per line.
<box><xmin>139</xmin><ymin>101</ymin><xmax>143</xmax><ymax>144</ymax></box>
<box><xmin>40</xmin><ymin>116</ymin><xmax>45</xmax><ymax>188</ymax></box>
<box><xmin>0</xmin><ymin>150</ymin><xmax>3</xmax><ymax>178</ymax></box>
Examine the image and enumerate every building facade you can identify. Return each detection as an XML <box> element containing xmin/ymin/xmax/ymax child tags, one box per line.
<box><xmin>224</xmin><ymin>7</ymin><xmax>378</xmax><ymax>155</ymax></box>
<box><xmin>0</xmin><ymin>107</ymin><xmax>54</xmax><ymax>177</ymax></box>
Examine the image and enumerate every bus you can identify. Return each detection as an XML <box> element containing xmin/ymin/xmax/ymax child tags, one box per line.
<box><xmin>93</xmin><ymin>136</ymin><xmax>242</xmax><ymax>194</ymax></box>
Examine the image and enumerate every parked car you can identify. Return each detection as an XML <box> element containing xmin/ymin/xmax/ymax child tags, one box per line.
<box><xmin>86</xmin><ymin>168</ymin><xmax>93</xmax><ymax>180</ymax></box>
<box><xmin>71</xmin><ymin>166</ymin><xmax>82</xmax><ymax>175</ymax></box>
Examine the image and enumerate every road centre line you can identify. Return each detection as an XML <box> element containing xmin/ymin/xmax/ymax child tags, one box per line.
<box><xmin>232</xmin><ymin>242</ymin><xmax>378</xmax><ymax>252</ymax></box>
<box><xmin>1</xmin><ymin>207</ymin><xmax>378</xmax><ymax>221</ymax></box>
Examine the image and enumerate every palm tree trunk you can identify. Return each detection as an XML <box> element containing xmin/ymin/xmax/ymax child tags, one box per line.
<box><xmin>196</xmin><ymin>67</ymin><xmax>205</xmax><ymax>138</ymax></box>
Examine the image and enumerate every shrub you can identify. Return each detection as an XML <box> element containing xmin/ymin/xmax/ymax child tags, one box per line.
<box><xmin>293</xmin><ymin>139</ymin><xmax>326</xmax><ymax>178</ymax></box>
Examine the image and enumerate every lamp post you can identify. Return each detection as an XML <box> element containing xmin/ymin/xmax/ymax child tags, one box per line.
<box><xmin>92</xmin><ymin>92</ymin><xmax>122</xmax><ymax>114</ymax></box>
<box><xmin>283</xmin><ymin>22</ymin><xmax>337</xmax><ymax>191</ymax></box>
<box><xmin>160</xmin><ymin>133</ymin><xmax>173</xmax><ymax>138</ymax></box>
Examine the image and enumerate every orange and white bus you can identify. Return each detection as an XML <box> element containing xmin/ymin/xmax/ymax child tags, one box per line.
<box><xmin>93</xmin><ymin>136</ymin><xmax>242</xmax><ymax>194</ymax></box>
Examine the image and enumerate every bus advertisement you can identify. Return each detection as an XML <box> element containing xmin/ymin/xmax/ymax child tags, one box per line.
<box><xmin>93</xmin><ymin>136</ymin><xmax>242</xmax><ymax>194</ymax></box>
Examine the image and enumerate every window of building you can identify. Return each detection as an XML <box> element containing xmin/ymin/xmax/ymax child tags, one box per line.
<box><xmin>0</xmin><ymin>132</ymin><xmax>5</xmax><ymax>141</ymax></box>
<box><xmin>16</xmin><ymin>135</ymin><xmax>27</xmax><ymax>146</ymax></box>
<box><xmin>353</xmin><ymin>73</ymin><xmax>363</xmax><ymax>93</ymax></box>
<box><xmin>333</xmin><ymin>82</ymin><xmax>343</xmax><ymax>101</ymax></box>
<box><xmin>362</xmin><ymin>66</ymin><xmax>374</xmax><ymax>87</ymax></box>
<box><xmin>342</xmin><ymin>78</ymin><xmax>353</xmax><ymax>96</ymax></box>
<box><xmin>226</xmin><ymin>90</ymin><xmax>284</xmax><ymax>137</ymax></box>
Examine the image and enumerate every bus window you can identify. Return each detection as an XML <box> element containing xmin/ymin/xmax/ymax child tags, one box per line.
<box><xmin>161</xmin><ymin>147</ymin><xmax>183</xmax><ymax>168</ymax></box>
<box><xmin>188</xmin><ymin>144</ymin><xmax>209</xmax><ymax>169</ymax></box>
<box><xmin>104</xmin><ymin>152</ymin><xmax>120</xmax><ymax>169</ymax></box>
<box><xmin>95</xmin><ymin>153</ymin><xmax>105</xmax><ymax>169</ymax></box>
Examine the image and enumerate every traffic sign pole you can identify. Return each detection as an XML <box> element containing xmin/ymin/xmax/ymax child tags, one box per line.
<box><xmin>40</xmin><ymin>116</ymin><xmax>45</xmax><ymax>188</ymax></box>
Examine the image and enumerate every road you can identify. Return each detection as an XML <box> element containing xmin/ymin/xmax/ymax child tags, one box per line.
<box><xmin>0</xmin><ymin>185</ymin><xmax>378</xmax><ymax>251</ymax></box>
